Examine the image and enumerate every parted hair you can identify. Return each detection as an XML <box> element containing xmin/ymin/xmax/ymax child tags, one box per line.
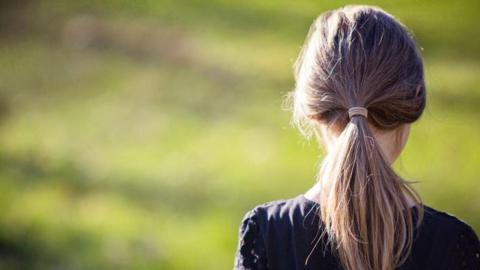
<box><xmin>284</xmin><ymin>5</ymin><xmax>426</xmax><ymax>270</ymax></box>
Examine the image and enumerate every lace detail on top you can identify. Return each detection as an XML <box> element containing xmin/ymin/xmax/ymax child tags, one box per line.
<box><xmin>234</xmin><ymin>208</ymin><xmax>267</xmax><ymax>270</ymax></box>
<box><xmin>447</xmin><ymin>224</ymin><xmax>480</xmax><ymax>269</ymax></box>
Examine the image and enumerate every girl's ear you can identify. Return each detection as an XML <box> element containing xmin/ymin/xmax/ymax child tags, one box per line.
<box><xmin>312</xmin><ymin>123</ymin><xmax>326</xmax><ymax>150</ymax></box>
<box><xmin>313</xmin><ymin>122</ymin><xmax>338</xmax><ymax>153</ymax></box>
<box><xmin>395</xmin><ymin>123</ymin><xmax>411</xmax><ymax>155</ymax></box>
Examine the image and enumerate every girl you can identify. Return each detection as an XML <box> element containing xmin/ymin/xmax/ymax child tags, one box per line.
<box><xmin>234</xmin><ymin>5</ymin><xmax>480</xmax><ymax>270</ymax></box>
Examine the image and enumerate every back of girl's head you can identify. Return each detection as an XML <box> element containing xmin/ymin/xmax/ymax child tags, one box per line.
<box><xmin>291</xmin><ymin>4</ymin><xmax>425</xmax><ymax>134</ymax></box>
<box><xmin>285</xmin><ymin>5</ymin><xmax>426</xmax><ymax>270</ymax></box>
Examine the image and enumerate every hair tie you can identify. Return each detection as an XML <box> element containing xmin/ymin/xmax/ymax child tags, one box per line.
<box><xmin>348</xmin><ymin>106</ymin><xmax>368</xmax><ymax>119</ymax></box>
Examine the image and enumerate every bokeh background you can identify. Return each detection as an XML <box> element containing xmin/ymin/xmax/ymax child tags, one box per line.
<box><xmin>0</xmin><ymin>0</ymin><xmax>479</xmax><ymax>269</ymax></box>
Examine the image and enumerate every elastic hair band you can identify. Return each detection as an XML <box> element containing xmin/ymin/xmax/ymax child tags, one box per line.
<box><xmin>348</xmin><ymin>106</ymin><xmax>368</xmax><ymax>119</ymax></box>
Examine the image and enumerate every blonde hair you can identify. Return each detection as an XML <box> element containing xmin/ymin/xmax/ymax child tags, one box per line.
<box><xmin>285</xmin><ymin>5</ymin><xmax>425</xmax><ymax>270</ymax></box>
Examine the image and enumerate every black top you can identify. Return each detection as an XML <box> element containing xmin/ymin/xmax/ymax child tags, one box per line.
<box><xmin>234</xmin><ymin>194</ymin><xmax>480</xmax><ymax>270</ymax></box>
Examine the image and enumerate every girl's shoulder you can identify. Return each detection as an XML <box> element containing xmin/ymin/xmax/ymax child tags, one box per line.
<box><xmin>245</xmin><ymin>196</ymin><xmax>479</xmax><ymax>249</ymax></box>
<box><xmin>245</xmin><ymin>194</ymin><xmax>319</xmax><ymax>224</ymax></box>
<box><xmin>244</xmin><ymin>196</ymin><xmax>478</xmax><ymax>240</ymax></box>
<box><xmin>421</xmin><ymin>205</ymin><xmax>478</xmax><ymax>237</ymax></box>
<box><xmin>411</xmin><ymin>205</ymin><xmax>480</xmax><ymax>268</ymax></box>
<box><xmin>238</xmin><ymin>194</ymin><xmax>322</xmax><ymax>240</ymax></box>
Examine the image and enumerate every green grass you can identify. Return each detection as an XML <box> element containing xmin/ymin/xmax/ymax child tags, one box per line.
<box><xmin>0</xmin><ymin>1</ymin><xmax>479</xmax><ymax>269</ymax></box>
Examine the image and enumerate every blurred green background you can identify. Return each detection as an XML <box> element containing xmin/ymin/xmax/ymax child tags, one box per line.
<box><xmin>0</xmin><ymin>0</ymin><xmax>479</xmax><ymax>269</ymax></box>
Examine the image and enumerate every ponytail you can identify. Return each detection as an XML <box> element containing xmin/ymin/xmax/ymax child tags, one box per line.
<box><xmin>317</xmin><ymin>115</ymin><xmax>423</xmax><ymax>270</ymax></box>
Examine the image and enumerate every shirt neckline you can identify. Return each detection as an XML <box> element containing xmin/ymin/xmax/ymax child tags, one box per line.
<box><xmin>297</xmin><ymin>193</ymin><xmax>421</xmax><ymax>209</ymax></box>
<box><xmin>298</xmin><ymin>194</ymin><xmax>319</xmax><ymax>205</ymax></box>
